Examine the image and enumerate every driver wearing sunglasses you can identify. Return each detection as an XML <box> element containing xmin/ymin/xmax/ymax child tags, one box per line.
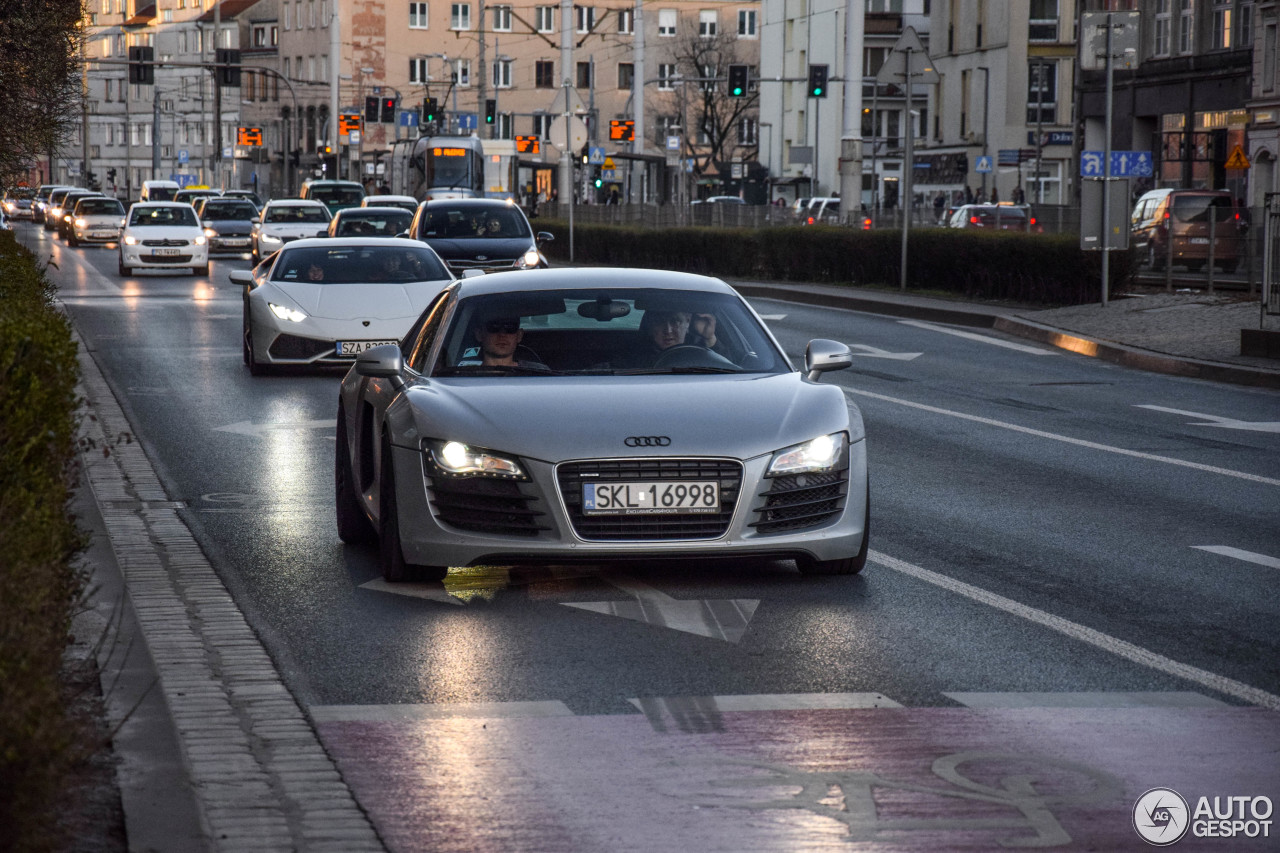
<box><xmin>458</xmin><ymin>314</ymin><xmax>549</xmax><ymax>370</ymax></box>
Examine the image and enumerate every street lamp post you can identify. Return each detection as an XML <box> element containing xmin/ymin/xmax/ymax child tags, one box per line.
<box><xmin>977</xmin><ymin>66</ymin><xmax>990</xmax><ymax>199</ymax></box>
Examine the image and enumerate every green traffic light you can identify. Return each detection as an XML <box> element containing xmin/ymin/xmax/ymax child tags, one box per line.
<box><xmin>813</xmin><ymin>87</ymin><xmax>822</xmax><ymax>96</ymax></box>
<box><xmin>732</xmin><ymin>87</ymin><xmax>743</xmax><ymax>96</ymax></box>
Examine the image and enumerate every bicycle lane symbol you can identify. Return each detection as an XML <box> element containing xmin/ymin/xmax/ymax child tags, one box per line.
<box><xmin>692</xmin><ymin>751</ymin><xmax>1124</xmax><ymax>847</ymax></box>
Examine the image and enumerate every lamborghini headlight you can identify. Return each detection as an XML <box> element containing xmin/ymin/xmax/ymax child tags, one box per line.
<box><xmin>426</xmin><ymin>440</ymin><xmax>526</xmax><ymax>479</ymax></box>
<box><xmin>268</xmin><ymin>302</ymin><xmax>307</xmax><ymax>322</ymax></box>
<box><xmin>766</xmin><ymin>432</ymin><xmax>846</xmax><ymax>477</ymax></box>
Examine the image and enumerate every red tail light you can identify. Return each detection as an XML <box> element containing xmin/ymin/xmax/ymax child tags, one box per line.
<box><xmin>861</xmin><ymin>217</ymin><xmax>872</xmax><ymax>230</ymax></box>
<box><xmin>970</xmin><ymin>216</ymin><xmax>980</xmax><ymax>225</ymax></box>
<box><xmin>807</xmin><ymin>216</ymin><xmax>815</xmax><ymax>225</ymax></box>
<box><xmin>1029</xmin><ymin>217</ymin><xmax>1037</xmax><ymax>226</ymax></box>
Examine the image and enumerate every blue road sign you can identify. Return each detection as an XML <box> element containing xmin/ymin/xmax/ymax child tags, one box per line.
<box><xmin>588</xmin><ymin>146</ymin><xmax>606</xmax><ymax>165</ymax></box>
<box><xmin>399</xmin><ymin>110</ymin><xmax>418</xmax><ymax>128</ymax></box>
<box><xmin>1112</xmin><ymin>150</ymin><xmax>1153</xmax><ymax>177</ymax></box>
<box><xmin>975</xmin><ymin>155</ymin><xmax>993</xmax><ymax>173</ymax></box>
<box><xmin>171</xmin><ymin>174</ymin><xmax>198</xmax><ymax>188</ymax></box>
<box><xmin>178</xmin><ymin>149</ymin><xmax>189</xmax><ymax>164</ymax></box>
<box><xmin>1081</xmin><ymin>150</ymin><xmax>1105</xmax><ymax>176</ymax></box>
<box><xmin>458</xmin><ymin>113</ymin><xmax>477</xmax><ymax>130</ymax></box>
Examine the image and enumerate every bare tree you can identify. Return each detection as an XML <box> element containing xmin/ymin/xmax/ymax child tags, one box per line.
<box><xmin>0</xmin><ymin>0</ymin><xmax>86</xmax><ymax>185</ymax></box>
<box><xmin>654</xmin><ymin>21</ymin><xmax>759</xmax><ymax>176</ymax></box>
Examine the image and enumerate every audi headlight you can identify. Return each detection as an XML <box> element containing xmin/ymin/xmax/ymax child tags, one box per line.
<box><xmin>516</xmin><ymin>248</ymin><xmax>541</xmax><ymax>269</ymax></box>
<box><xmin>268</xmin><ymin>302</ymin><xmax>307</xmax><ymax>322</ymax></box>
<box><xmin>123</xmin><ymin>234</ymin><xmax>138</xmax><ymax>245</ymax></box>
<box><xmin>766</xmin><ymin>432</ymin><xmax>847</xmax><ymax>477</ymax></box>
<box><xmin>426</xmin><ymin>440</ymin><xmax>526</xmax><ymax>479</ymax></box>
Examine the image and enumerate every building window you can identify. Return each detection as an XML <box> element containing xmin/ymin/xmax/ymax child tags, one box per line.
<box><xmin>1028</xmin><ymin>0</ymin><xmax>1057</xmax><ymax>43</ymax></box>
<box><xmin>494</xmin><ymin>59</ymin><xmax>512</xmax><ymax>88</ymax></box>
<box><xmin>863</xmin><ymin>46</ymin><xmax>889</xmax><ymax>76</ymax></box>
<box><xmin>410</xmin><ymin>2</ymin><xmax>429</xmax><ymax>28</ymax></box>
<box><xmin>283</xmin><ymin>4</ymin><xmax>290</xmax><ymax>29</ymax></box>
<box><xmin>535</xmin><ymin>60</ymin><xmax>555</xmax><ymax>88</ymax></box>
<box><xmin>493</xmin><ymin>4</ymin><xmax>511</xmax><ymax>31</ymax></box>
<box><xmin>496</xmin><ymin>113</ymin><xmax>512</xmax><ymax>139</ymax></box>
<box><xmin>617</xmin><ymin>8</ymin><xmax>633</xmax><ymax>34</ymax></box>
<box><xmin>576</xmin><ymin>61</ymin><xmax>592</xmax><ymax>89</ymax></box>
<box><xmin>1179</xmin><ymin>0</ymin><xmax>1194</xmax><ymax>53</ymax></box>
<box><xmin>1264</xmin><ymin>20</ymin><xmax>1277</xmax><ymax>93</ymax></box>
<box><xmin>658</xmin><ymin>8</ymin><xmax>676</xmax><ymax>36</ymax></box>
<box><xmin>105</xmin><ymin>78</ymin><xmax>113</xmax><ymax>101</ymax></box>
<box><xmin>451</xmin><ymin>3</ymin><xmax>471</xmax><ymax>30</ymax></box>
<box><xmin>618</xmin><ymin>62</ymin><xmax>633</xmax><ymax>89</ymax></box>
<box><xmin>575</xmin><ymin>5</ymin><xmax>595</xmax><ymax>33</ymax></box>
<box><xmin>657</xmin><ymin>62</ymin><xmax>676</xmax><ymax>90</ymax></box>
<box><xmin>739</xmin><ymin>116</ymin><xmax>757</xmax><ymax>146</ymax></box>
<box><xmin>656</xmin><ymin>114</ymin><xmax>679</xmax><ymax>146</ymax></box>
<box><xmin>699</xmin><ymin>10</ymin><xmax>717</xmax><ymax>37</ymax></box>
<box><xmin>867</xmin><ymin>0</ymin><xmax>903</xmax><ymax>10</ymax></box>
<box><xmin>1241</xmin><ymin>3</ymin><xmax>1254</xmax><ymax>48</ymax></box>
<box><xmin>737</xmin><ymin>9</ymin><xmax>756</xmax><ymax>38</ymax></box>
<box><xmin>1026</xmin><ymin>61</ymin><xmax>1056</xmax><ymax>125</ymax></box>
<box><xmin>536</xmin><ymin>5</ymin><xmax>555</xmax><ymax>32</ymax></box>
<box><xmin>1213</xmin><ymin>0</ymin><xmax>1235</xmax><ymax>49</ymax></box>
<box><xmin>1155</xmin><ymin>0</ymin><xmax>1171</xmax><ymax>55</ymax></box>
<box><xmin>410</xmin><ymin>58</ymin><xmax>428</xmax><ymax>83</ymax></box>
<box><xmin>533</xmin><ymin>113</ymin><xmax>554</xmax><ymax>138</ymax></box>
<box><xmin>454</xmin><ymin>58</ymin><xmax>470</xmax><ymax>86</ymax></box>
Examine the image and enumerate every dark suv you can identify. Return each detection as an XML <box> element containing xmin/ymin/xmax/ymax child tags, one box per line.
<box><xmin>404</xmin><ymin>198</ymin><xmax>553</xmax><ymax>274</ymax></box>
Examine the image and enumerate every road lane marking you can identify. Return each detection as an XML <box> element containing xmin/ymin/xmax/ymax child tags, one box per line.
<box><xmin>631</xmin><ymin>693</ymin><xmax>903</xmax><ymax>713</ymax></box>
<box><xmin>945</xmin><ymin>692</ymin><xmax>1227</xmax><ymax>708</ymax></box>
<box><xmin>851</xmin><ymin>343</ymin><xmax>922</xmax><ymax>361</ymax></box>
<box><xmin>869</xmin><ymin>549</ymin><xmax>1280</xmax><ymax>709</ymax></box>
<box><xmin>358</xmin><ymin>578</ymin><xmax>466</xmax><ymax>605</ymax></box>
<box><xmin>1191</xmin><ymin>545</ymin><xmax>1280</xmax><ymax>570</ymax></box>
<box><xmin>843</xmin><ymin>387</ymin><xmax>1280</xmax><ymax>486</ymax></box>
<box><xmin>1136</xmin><ymin>404</ymin><xmax>1280</xmax><ymax>434</ymax></box>
<box><xmin>563</xmin><ymin>573</ymin><xmax>758</xmax><ymax>642</ymax></box>
<box><xmin>898</xmin><ymin>319</ymin><xmax>1058</xmax><ymax>355</ymax></box>
<box><xmin>213</xmin><ymin>418</ymin><xmax>333</xmax><ymax>437</ymax></box>
<box><xmin>310</xmin><ymin>701</ymin><xmax>575</xmax><ymax>722</ymax></box>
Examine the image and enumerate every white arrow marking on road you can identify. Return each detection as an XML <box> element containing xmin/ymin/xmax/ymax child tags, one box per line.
<box><xmin>1135</xmin><ymin>405</ymin><xmax>1280</xmax><ymax>434</ymax></box>
<box><xmin>898</xmin><ymin>319</ymin><xmax>1058</xmax><ymax>354</ymax></box>
<box><xmin>850</xmin><ymin>343</ymin><xmax>922</xmax><ymax>361</ymax></box>
<box><xmin>358</xmin><ymin>578</ymin><xmax>466</xmax><ymax>604</ymax></box>
<box><xmin>562</xmin><ymin>573</ymin><xmax>759</xmax><ymax>643</ymax></box>
<box><xmin>213</xmin><ymin>419</ymin><xmax>333</xmax><ymax>438</ymax></box>
<box><xmin>1191</xmin><ymin>546</ymin><xmax>1280</xmax><ymax>570</ymax></box>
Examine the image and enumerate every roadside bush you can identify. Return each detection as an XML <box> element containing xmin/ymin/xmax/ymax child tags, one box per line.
<box><xmin>539</xmin><ymin>220</ymin><xmax>1130</xmax><ymax>306</ymax></box>
<box><xmin>0</xmin><ymin>231</ymin><xmax>88</xmax><ymax>852</ymax></box>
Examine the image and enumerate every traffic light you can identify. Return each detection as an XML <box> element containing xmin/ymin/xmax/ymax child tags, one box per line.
<box><xmin>593</xmin><ymin>167</ymin><xmax>603</xmax><ymax>189</ymax></box>
<box><xmin>106</xmin><ymin>168</ymin><xmax>117</xmax><ymax>184</ymax></box>
<box><xmin>365</xmin><ymin>96</ymin><xmax>379</xmax><ymax>124</ymax></box>
<box><xmin>215</xmin><ymin>49</ymin><xmax>241</xmax><ymax>87</ymax></box>
<box><xmin>728</xmin><ymin>64</ymin><xmax>748</xmax><ymax>98</ymax></box>
<box><xmin>127</xmin><ymin>46</ymin><xmax>154</xmax><ymax>85</ymax></box>
<box><xmin>423</xmin><ymin>97</ymin><xmax>438</xmax><ymax>124</ymax></box>
<box><xmin>484</xmin><ymin>99</ymin><xmax>497</xmax><ymax>125</ymax></box>
<box><xmin>380</xmin><ymin>97</ymin><xmax>396</xmax><ymax>123</ymax></box>
<box><xmin>807</xmin><ymin>64</ymin><xmax>828</xmax><ymax>98</ymax></box>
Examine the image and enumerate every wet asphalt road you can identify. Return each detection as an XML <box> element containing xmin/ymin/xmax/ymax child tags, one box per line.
<box><xmin>24</xmin><ymin>221</ymin><xmax>1280</xmax><ymax>850</ymax></box>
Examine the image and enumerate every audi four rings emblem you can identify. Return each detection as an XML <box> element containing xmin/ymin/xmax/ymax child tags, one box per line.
<box><xmin>625</xmin><ymin>436</ymin><xmax>671</xmax><ymax>447</ymax></box>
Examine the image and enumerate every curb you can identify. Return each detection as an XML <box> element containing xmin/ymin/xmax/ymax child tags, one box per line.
<box><xmin>732</xmin><ymin>282</ymin><xmax>1002</xmax><ymax>329</ymax></box>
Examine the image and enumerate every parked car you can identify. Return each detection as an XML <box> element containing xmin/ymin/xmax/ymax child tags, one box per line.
<box><xmin>802</xmin><ymin>197</ymin><xmax>842</xmax><ymax>225</ymax></box>
<box><xmin>68</xmin><ymin>196</ymin><xmax>127</xmax><ymax>246</ymax></box>
<box><xmin>361</xmin><ymin>194</ymin><xmax>419</xmax><ymax>213</ymax></box>
<box><xmin>326</xmin><ymin>206</ymin><xmax>414</xmax><ymax>238</ymax></box>
<box><xmin>404</xmin><ymin>198</ymin><xmax>552</xmax><ymax>274</ymax></box>
<box><xmin>56</xmin><ymin>191</ymin><xmax>103</xmax><ymax>239</ymax></box>
<box><xmin>1130</xmin><ymin>188</ymin><xmax>1246</xmax><ymax>273</ymax></box>
<box><xmin>196</xmin><ymin>197</ymin><xmax>261</xmax><ymax>254</ymax></box>
<box><xmin>300</xmin><ymin>179</ymin><xmax>366</xmax><ymax>214</ymax></box>
<box><xmin>3</xmin><ymin>187</ymin><xmax>35</xmax><ymax>220</ymax></box>
<box><xmin>947</xmin><ymin>203</ymin><xmax>1042</xmax><ymax>233</ymax></box>
<box><xmin>231</xmin><ymin>237</ymin><xmax>452</xmax><ymax>375</ymax></box>
<box><xmin>335</xmin><ymin>267</ymin><xmax>869</xmax><ymax>582</ymax></box>
<box><xmin>251</xmin><ymin>199</ymin><xmax>332</xmax><ymax>262</ymax></box>
<box><xmin>118</xmin><ymin>202</ymin><xmax>209</xmax><ymax>276</ymax></box>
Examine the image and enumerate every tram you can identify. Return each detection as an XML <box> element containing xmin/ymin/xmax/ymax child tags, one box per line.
<box><xmin>399</xmin><ymin>135</ymin><xmax>485</xmax><ymax>202</ymax></box>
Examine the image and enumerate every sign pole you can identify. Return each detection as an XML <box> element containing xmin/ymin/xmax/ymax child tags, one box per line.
<box><xmin>1101</xmin><ymin>13</ymin><xmax>1114</xmax><ymax>308</ymax></box>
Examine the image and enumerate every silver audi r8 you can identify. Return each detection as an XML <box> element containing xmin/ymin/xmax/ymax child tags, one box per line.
<box><xmin>336</xmin><ymin>268</ymin><xmax>868</xmax><ymax>581</ymax></box>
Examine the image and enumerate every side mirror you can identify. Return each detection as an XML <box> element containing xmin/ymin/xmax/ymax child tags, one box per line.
<box><xmin>804</xmin><ymin>339</ymin><xmax>853</xmax><ymax>382</ymax></box>
<box><xmin>355</xmin><ymin>344</ymin><xmax>406</xmax><ymax>391</ymax></box>
<box><xmin>228</xmin><ymin>270</ymin><xmax>253</xmax><ymax>286</ymax></box>
<box><xmin>536</xmin><ymin>231</ymin><xmax>555</xmax><ymax>244</ymax></box>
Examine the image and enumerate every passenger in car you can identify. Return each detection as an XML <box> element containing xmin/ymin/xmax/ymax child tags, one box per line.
<box><xmin>613</xmin><ymin>307</ymin><xmax>719</xmax><ymax>368</ymax></box>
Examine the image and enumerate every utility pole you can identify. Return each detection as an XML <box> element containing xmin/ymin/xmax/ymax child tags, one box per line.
<box><xmin>479</xmin><ymin>0</ymin><xmax>488</xmax><ymax>138</ymax></box>
<box><xmin>837</xmin><ymin>0</ymin><xmax>864</xmax><ymax>216</ymax></box>
<box><xmin>330</xmin><ymin>0</ymin><xmax>341</xmax><ymax>179</ymax></box>
<box><xmin>559</xmin><ymin>0</ymin><xmax>573</xmax><ymax>211</ymax></box>
<box><xmin>633</xmin><ymin>0</ymin><xmax>645</xmax><ymax>203</ymax></box>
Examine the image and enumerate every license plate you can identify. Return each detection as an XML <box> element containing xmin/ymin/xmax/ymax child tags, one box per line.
<box><xmin>153</xmin><ymin>247</ymin><xmax>181</xmax><ymax>257</ymax></box>
<box><xmin>583</xmin><ymin>481</ymin><xmax>720</xmax><ymax>515</ymax></box>
<box><xmin>336</xmin><ymin>340</ymin><xmax>397</xmax><ymax>356</ymax></box>
<box><xmin>221</xmin><ymin>238</ymin><xmax>249</xmax><ymax>247</ymax></box>
<box><xmin>92</xmin><ymin>231</ymin><xmax>116</xmax><ymax>238</ymax></box>
<box><xmin>1189</xmin><ymin>238</ymin><xmax>1210</xmax><ymax>245</ymax></box>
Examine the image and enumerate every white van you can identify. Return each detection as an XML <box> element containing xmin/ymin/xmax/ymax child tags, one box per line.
<box><xmin>139</xmin><ymin>180</ymin><xmax>181</xmax><ymax>202</ymax></box>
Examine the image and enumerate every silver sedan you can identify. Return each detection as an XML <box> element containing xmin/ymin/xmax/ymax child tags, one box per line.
<box><xmin>336</xmin><ymin>267</ymin><xmax>869</xmax><ymax>581</ymax></box>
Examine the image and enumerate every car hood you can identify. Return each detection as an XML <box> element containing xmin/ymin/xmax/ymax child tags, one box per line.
<box><xmin>260</xmin><ymin>281</ymin><xmax>445</xmax><ymax>320</ymax></box>
<box><xmin>206</xmin><ymin>218</ymin><xmax>256</xmax><ymax>231</ymax></box>
<box><xmin>125</xmin><ymin>226</ymin><xmax>202</xmax><ymax>240</ymax></box>
<box><xmin>423</xmin><ymin>237</ymin><xmax>534</xmax><ymax>263</ymax></box>
<box><xmin>403</xmin><ymin>373</ymin><xmax>856</xmax><ymax>462</ymax></box>
<box><xmin>260</xmin><ymin>221</ymin><xmax>330</xmax><ymax>237</ymax></box>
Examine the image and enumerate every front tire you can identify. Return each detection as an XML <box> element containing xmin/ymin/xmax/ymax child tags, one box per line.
<box><xmin>336</xmin><ymin>405</ymin><xmax>376</xmax><ymax>544</ymax></box>
<box><xmin>194</xmin><ymin>263</ymin><xmax>209</xmax><ymax>276</ymax></box>
<box><xmin>67</xmin><ymin>233</ymin><xmax>78</xmax><ymax>247</ymax></box>
<box><xmin>797</xmin><ymin>485</ymin><xmax>870</xmax><ymax>576</ymax></box>
<box><xmin>378</xmin><ymin>436</ymin><xmax>448</xmax><ymax>582</ymax></box>
<box><xmin>118</xmin><ymin>256</ymin><xmax>130</xmax><ymax>276</ymax></box>
<box><xmin>244</xmin><ymin>317</ymin><xmax>268</xmax><ymax>376</ymax></box>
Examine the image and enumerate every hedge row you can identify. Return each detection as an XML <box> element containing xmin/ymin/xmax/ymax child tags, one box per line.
<box><xmin>0</xmin><ymin>231</ymin><xmax>88</xmax><ymax>852</ymax></box>
<box><xmin>537</xmin><ymin>221</ymin><xmax>1133</xmax><ymax>306</ymax></box>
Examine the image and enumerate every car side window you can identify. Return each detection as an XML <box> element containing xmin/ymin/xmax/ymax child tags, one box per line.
<box><xmin>404</xmin><ymin>290</ymin><xmax>455</xmax><ymax>373</ymax></box>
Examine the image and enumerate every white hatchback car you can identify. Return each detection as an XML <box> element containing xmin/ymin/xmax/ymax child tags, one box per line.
<box><xmin>252</xmin><ymin>199</ymin><xmax>332</xmax><ymax>262</ymax></box>
<box><xmin>118</xmin><ymin>202</ymin><xmax>209</xmax><ymax>276</ymax></box>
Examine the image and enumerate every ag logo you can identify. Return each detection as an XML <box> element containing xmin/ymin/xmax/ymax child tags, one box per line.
<box><xmin>1134</xmin><ymin>788</ymin><xmax>1189</xmax><ymax>845</ymax></box>
<box><xmin>624</xmin><ymin>436</ymin><xmax>671</xmax><ymax>447</ymax></box>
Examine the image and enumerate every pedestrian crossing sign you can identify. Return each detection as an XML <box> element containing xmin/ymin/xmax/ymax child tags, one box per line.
<box><xmin>1225</xmin><ymin>145</ymin><xmax>1251</xmax><ymax>170</ymax></box>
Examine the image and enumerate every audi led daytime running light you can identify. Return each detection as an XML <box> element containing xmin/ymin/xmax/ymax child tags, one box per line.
<box><xmin>766</xmin><ymin>432</ymin><xmax>846</xmax><ymax>476</ymax></box>
<box><xmin>427</xmin><ymin>440</ymin><xmax>526</xmax><ymax>479</ymax></box>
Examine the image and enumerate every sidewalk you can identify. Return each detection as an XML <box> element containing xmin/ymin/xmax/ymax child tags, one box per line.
<box><xmin>732</xmin><ymin>279</ymin><xmax>1280</xmax><ymax>389</ymax></box>
<box><xmin>71</xmin><ymin>276</ymin><xmax>1280</xmax><ymax>852</ymax></box>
